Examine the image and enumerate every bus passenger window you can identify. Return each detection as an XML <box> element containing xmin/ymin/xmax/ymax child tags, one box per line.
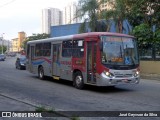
<box><xmin>43</xmin><ymin>43</ymin><xmax>51</xmax><ymax>56</ymax></box>
<box><xmin>62</xmin><ymin>40</ymin><xmax>72</xmax><ymax>57</ymax></box>
<box><xmin>72</xmin><ymin>40</ymin><xmax>84</xmax><ymax>58</ymax></box>
<box><xmin>35</xmin><ymin>43</ymin><xmax>43</xmax><ymax>56</ymax></box>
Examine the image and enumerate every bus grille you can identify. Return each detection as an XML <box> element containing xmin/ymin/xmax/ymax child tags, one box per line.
<box><xmin>114</xmin><ymin>74</ymin><xmax>133</xmax><ymax>78</ymax></box>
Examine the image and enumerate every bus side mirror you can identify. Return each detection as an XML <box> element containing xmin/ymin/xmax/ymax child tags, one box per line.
<box><xmin>100</xmin><ymin>40</ymin><xmax>103</xmax><ymax>51</ymax></box>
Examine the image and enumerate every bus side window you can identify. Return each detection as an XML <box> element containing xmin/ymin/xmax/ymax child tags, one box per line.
<box><xmin>35</xmin><ymin>43</ymin><xmax>43</xmax><ymax>56</ymax></box>
<box><xmin>62</xmin><ymin>40</ymin><xmax>72</xmax><ymax>57</ymax></box>
<box><xmin>43</xmin><ymin>43</ymin><xmax>51</xmax><ymax>56</ymax></box>
<box><xmin>72</xmin><ymin>40</ymin><xmax>84</xmax><ymax>58</ymax></box>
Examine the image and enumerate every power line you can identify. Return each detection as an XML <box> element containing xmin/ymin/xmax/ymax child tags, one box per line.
<box><xmin>0</xmin><ymin>0</ymin><xmax>16</xmax><ymax>8</ymax></box>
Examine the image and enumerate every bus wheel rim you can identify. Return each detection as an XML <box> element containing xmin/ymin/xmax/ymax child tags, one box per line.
<box><xmin>40</xmin><ymin>69</ymin><xmax>43</xmax><ymax>78</ymax></box>
<box><xmin>75</xmin><ymin>76</ymin><xmax>82</xmax><ymax>86</ymax></box>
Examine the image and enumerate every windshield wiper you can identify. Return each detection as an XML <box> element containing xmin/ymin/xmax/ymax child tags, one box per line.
<box><xmin>120</xmin><ymin>45</ymin><xmax>122</xmax><ymax>58</ymax></box>
<box><xmin>131</xmin><ymin>56</ymin><xmax>136</xmax><ymax>65</ymax></box>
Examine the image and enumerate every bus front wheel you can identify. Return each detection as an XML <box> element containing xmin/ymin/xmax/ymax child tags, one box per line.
<box><xmin>73</xmin><ymin>71</ymin><xmax>84</xmax><ymax>89</ymax></box>
<box><xmin>38</xmin><ymin>66</ymin><xmax>45</xmax><ymax>80</ymax></box>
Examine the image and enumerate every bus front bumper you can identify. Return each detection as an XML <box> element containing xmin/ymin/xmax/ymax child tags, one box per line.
<box><xmin>97</xmin><ymin>72</ymin><xmax>140</xmax><ymax>86</ymax></box>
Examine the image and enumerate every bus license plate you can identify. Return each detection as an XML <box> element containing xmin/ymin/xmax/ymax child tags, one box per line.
<box><xmin>122</xmin><ymin>79</ymin><xmax>129</xmax><ymax>83</ymax></box>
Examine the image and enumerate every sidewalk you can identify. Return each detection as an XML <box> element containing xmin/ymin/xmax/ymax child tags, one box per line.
<box><xmin>141</xmin><ymin>73</ymin><xmax>160</xmax><ymax>81</ymax></box>
<box><xmin>0</xmin><ymin>94</ymin><xmax>69</xmax><ymax>120</ymax></box>
<box><xmin>0</xmin><ymin>95</ymin><xmax>35</xmax><ymax>111</ymax></box>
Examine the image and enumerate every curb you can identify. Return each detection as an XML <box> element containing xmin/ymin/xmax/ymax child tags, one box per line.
<box><xmin>140</xmin><ymin>74</ymin><xmax>160</xmax><ymax>81</ymax></box>
<box><xmin>0</xmin><ymin>93</ymin><xmax>70</xmax><ymax>118</ymax></box>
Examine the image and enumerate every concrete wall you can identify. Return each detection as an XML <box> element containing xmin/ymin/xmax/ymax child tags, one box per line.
<box><xmin>50</xmin><ymin>20</ymin><xmax>131</xmax><ymax>37</ymax></box>
<box><xmin>140</xmin><ymin>61</ymin><xmax>160</xmax><ymax>75</ymax></box>
<box><xmin>51</xmin><ymin>23</ymin><xmax>81</xmax><ymax>37</ymax></box>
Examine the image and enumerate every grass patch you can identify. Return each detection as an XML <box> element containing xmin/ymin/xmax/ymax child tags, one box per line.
<box><xmin>70</xmin><ymin>117</ymin><xmax>80</xmax><ymax>120</ymax></box>
<box><xmin>35</xmin><ymin>106</ymin><xmax>55</xmax><ymax>112</ymax></box>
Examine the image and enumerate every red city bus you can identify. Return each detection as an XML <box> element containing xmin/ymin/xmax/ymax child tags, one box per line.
<box><xmin>26</xmin><ymin>32</ymin><xmax>140</xmax><ymax>89</ymax></box>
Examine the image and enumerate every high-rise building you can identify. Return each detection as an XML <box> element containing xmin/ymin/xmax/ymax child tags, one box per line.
<box><xmin>42</xmin><ymin>8</ymin><xmax>62</xmax><ymax>34</ymax></box>
<box><xmin>63</xmin><ymin>2</ymin><xmax>81</xmax><ymax>25</ymax></box>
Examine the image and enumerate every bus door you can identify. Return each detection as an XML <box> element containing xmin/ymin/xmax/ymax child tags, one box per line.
<box><xmin>29</xmin><ymin>45</ymin><xmax>35</xmax><ymax>73</ymax></box>
<box><xmin>87</xmin><ymin>41</ymin><xmax>97</xmax><ymax>84</ymax></box>
<box><xmin>52</xmin><ymin>44</ymin><xmax>61</xmax><ymax>78</ymax></box>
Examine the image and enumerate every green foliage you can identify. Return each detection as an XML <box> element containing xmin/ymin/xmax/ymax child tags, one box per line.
<box><xmin>133</xmin><ymin>23</ymin><xmax>160</xmax><ymax>60</ymax></box>
<box><xmin>77</xmin><ymin>0</ymin><xmax>132</xmax><ymax>33</ymax></box>
<box><xmin>129</xmin><ymin>0</ymin><xmax>160</xmax><ymax>60</ymax></box>
<box><xmin>77</xmin><ymin>0</ymin><xmax>160</xmax><ymax>33</ymax></box>
<box><xmin>77</xmin><ymin>0</ymin><xmax>101</xmax><ymax>32</ymax></box>
<box><xmin>22</xmin><ymin>33</ymin><xmax>50</xmax><ymax>50</ymax></box>
<box><xmin>127</xmin><ymin>0</ymin><xmax>160</xmax><ymax>28</ymax></box>
<box><xmin>70</xmin><ymin>117</ymin><xmax>80</xmax><ymax>120</ymax></box>
<box><xmin>35</xmin><ymin>106</ymin><xmax>55</xmax><ymax>112</ymax></box>
<box><xmin>25</xmin><ymin>33</ymin><xmax>50</xmax><ymax>41</ymax></box>
<box><xmin>154</xmin><ymin>29</ymin><xmax>160</xmax><ymax>42</ymax></box>
<box><xmin>132</xmin><ymin>23</ymin><xmax>153</xmax><ymax>48</ymax></box>
<box><xmin>103</xmin><ymin>0</ymin><xmax>129</xmax><ymax>33</ymax></box>
<box><xmin>0</xmin><ymin>46</ymin><xmax>7</xmax><ymax>54</ymax></box>
<box><xmin>79</xmin><ymin>20</ymin><xmax>87</xmax><ymax>33</ymax></box>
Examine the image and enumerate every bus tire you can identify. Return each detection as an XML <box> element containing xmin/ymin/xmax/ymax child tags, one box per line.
<box><xmin>73</xmin><ymin>71</ymin><xmax>84</xmax><ymax>89</ymax></box>
<box><xmin>38</xmin><ymin>66</ymin><xmax>45</xmax><ymax>80</ymax></box>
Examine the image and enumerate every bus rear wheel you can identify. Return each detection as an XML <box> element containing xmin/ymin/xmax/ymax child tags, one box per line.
<box><xmin>73</xmin><ymin>71</ymin><xmax>84</xmax><ymax>89</ymax></box>
<box><xmin>38</xmin><ymin>66</ymin><xmax>45</xmax><ymax>80</ymax></box>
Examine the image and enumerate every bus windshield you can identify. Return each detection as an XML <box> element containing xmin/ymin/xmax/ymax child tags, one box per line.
<box><xmin>101</xmin><ymin>36</ymin><xmax>139</xmax><ymax>66</ymax></box>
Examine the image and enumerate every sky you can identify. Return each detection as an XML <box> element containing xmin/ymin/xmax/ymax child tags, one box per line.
<box><xmin>0</xmin><ymin>0</ymin><xmax>77</xmax><ymax>40</ymax></box>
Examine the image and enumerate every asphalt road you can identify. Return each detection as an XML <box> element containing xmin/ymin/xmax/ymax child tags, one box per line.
<box><xmin>0</xmin><ymin>57</ymin><xmax>160</xmax><ymax>120</ymax></box>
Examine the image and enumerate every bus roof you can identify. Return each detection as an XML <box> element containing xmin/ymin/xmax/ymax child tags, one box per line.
<box><xmin>73</xmin><ymin>32</ymin><xmax>134</xmax><ymax>39</ymax></box>
<box><xmin>27</xmin><ymin>32</ymin><xmax>134</xmax><ymax>44</ymax></box>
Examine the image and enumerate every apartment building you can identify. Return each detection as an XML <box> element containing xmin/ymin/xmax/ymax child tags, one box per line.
<box><xmin>63</xmin><ymin>2</ymin><xmax>81</xmax><ymax>24</ymax></box>
<box><xmin>11</xmin><ymin>38</ymin><xmax>18</xmax><ymax>52</ymax></box>
<box><xmin>42</xmin><ymin>8</ymin><xmax>62</xmax><ymax>34</ymax></box>
<box><xmin>11</xmin><ymin>32</ymin><xmax>26</xmax><ymax>52</ymax></box>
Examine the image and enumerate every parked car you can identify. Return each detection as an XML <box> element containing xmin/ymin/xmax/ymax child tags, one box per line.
<box><xmin>0</xmin><ymin>54</ymin><xmax>5</xmax><ymax>61</ymax></box>
<box><xmin>8</xmin><ymin>52</ymin><xmax>16</xmax><ymax>57</ymax></box>
<box><xmin>15</xmin><ymin>55</ymin><xmax>26</xmax><ymax>70</ymax></box>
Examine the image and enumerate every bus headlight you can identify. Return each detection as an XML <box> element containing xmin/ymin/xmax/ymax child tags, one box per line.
<box><xmin>103</xmin><ymin>71</ymin><xmax>114</xmax><ymax>78</ymax></box>
<box><xmin>134</xmin><ymin>71</ymin><xmax>140</xmax><ymax>77</ymax></box>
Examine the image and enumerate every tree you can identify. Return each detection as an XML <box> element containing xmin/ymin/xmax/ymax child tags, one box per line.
<box><xmin>77</xmin><ymin>0</ymin><xmax>101</xmax><ymax>32</ymax></box>
<box><xmin>100</xmin><ymin>0</ymin><xmax>130</xmax><ymax>33</ymax></box>
<box><xmin>0</xmin><ymin>45</ymin><xmax>7</xmax><ymax>54</ymax></box>
<box><xmin>22</xmin><ymin>33</ymin><xmax>50</xmax><ymax>50</ymax></box>
<box><xmin>129</xmin><ymin>0</ymin><xmax>160</xmax><ymax>59</ymax></box>
<box><xmin>126</xmin><ymin>0</ymin><xmax>160</xmax><ymax>28</ymax></box>
<box><xmin>133</xmin><ymin>23</ymin><xmax>160</xmax><ymax>60</ymax></box>
<box><xmin>132</xmin><ymin>23</ymin><xmax>153</xmax><ymax>48</ymax></box>
<box><xmin>25</xmin><ymin>33</ymin><xmax>50</xmax><ymax>41</ymax></box>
